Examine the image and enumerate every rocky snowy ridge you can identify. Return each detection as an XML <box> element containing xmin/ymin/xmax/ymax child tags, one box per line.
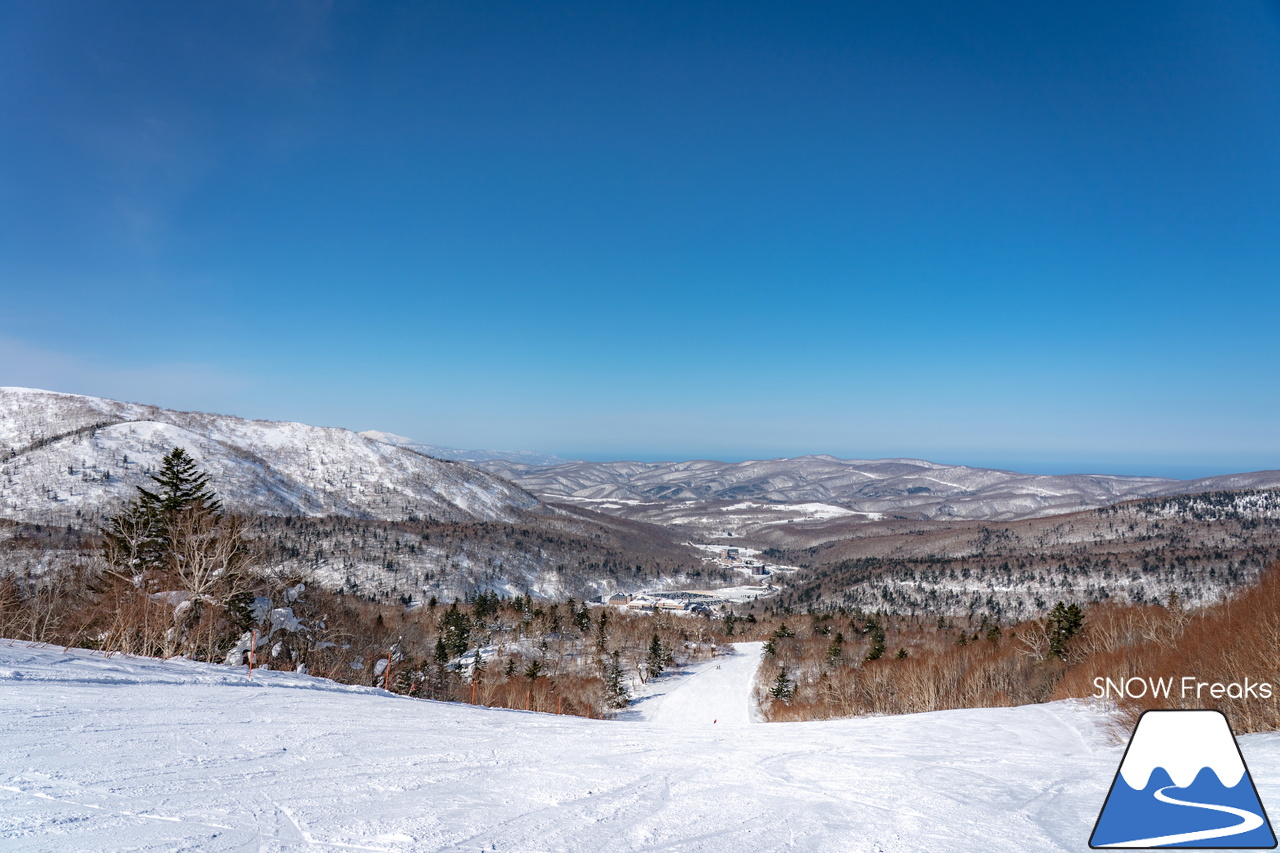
<box><xmin>0</xmin><ymin>387</ymin><xmax>539</xmax><ymax>526</ymax></box>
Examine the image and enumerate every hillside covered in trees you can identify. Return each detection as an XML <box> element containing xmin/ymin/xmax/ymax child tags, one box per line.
<box><xmin>768</xmin><ymin>489</ymin><xmax>1280</xmax><ymax>618</ymax></box>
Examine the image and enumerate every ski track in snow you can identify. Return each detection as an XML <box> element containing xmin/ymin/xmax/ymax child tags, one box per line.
<box><xmin>4</xmin><ymin>639</ymin><xmax>1280</xmax><ymax>852</ymax></box>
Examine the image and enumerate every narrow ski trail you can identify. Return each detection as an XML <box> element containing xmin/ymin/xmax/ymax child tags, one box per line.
<box><xmin>641</xmin><ymin>641</ymin><xmax>764</xmax><ymax>728</ymax></box>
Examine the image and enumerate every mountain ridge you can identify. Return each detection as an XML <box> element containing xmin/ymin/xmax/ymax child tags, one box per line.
<box><xmin>3</xmin><ymin>387</ymin><xmax>1278</xmax><ymax>609</ymax></box>
<box><xmin>475</xmin><ymin>455</ymin><xmax>1280</xmax><ymax>525</ymax></box>
<box><xmin>0</xmin><ymin>386</ymin><xmax>538</xmax><ymax>526</ymax></box>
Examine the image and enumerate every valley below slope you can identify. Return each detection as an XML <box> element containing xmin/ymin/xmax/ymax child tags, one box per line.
<box><xmin>480</xmin><ymin>454</ymin><xmax>1280</xmax><ymax>616</ymax></box>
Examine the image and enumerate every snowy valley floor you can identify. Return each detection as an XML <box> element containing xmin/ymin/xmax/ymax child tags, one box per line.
<box><xmin>4</xmin><ymin>640</ymin><xmax>1280</xmax><ymax>852</ymax></box>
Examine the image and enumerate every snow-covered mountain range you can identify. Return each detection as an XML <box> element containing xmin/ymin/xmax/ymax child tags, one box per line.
<box><xmin>6</xmin><ymin>384</ymin><xmax>1277</xmax><ymax>540</ymax></box>
<box><xmin>4</xmin><ymin>386</ymin><xmax>1280</xmax><ymax>614</ymax></box>
<box><xmin>0</xmin><ymin>387</ymin><xmax>538</xmax><ymax>526</ymax></box>
<box><xmin>478</xmin><ymin>455</ymin><xmax>1280</xmax><ymax>523</ymax></box>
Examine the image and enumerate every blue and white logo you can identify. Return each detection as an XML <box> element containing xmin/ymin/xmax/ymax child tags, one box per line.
<box><xmin>1091</xmin><ymin>709</ymin><xmax>1276</xmax><ymax>848</ymax></box>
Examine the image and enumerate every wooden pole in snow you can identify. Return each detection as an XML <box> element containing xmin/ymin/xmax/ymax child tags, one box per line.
<box><xmin>248</xmin><ymin>629</ymin><xmax>258</xmax><ymax>678</ymax></box>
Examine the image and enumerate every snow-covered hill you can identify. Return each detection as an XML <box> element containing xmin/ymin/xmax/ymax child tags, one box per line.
<box><xmin>5</xmin><ymin>639</ymin><xmax>1250</xmax><ymax>852</ymax></box>
<box><xmin>478</xmin><ymin>455</ymin><xmax>1280</xmax><ymax>524</ymax></box>
<box><xmin>0</xmin><ymin>387</ymin><xmax>539</xmax><ymax>526</ymax></box>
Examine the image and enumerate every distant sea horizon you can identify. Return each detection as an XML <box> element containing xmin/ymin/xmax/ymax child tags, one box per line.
<box><xmin>538</xmin><ymin>452</ymin><xmax>1276</xmax><ymax>482</ymax></box>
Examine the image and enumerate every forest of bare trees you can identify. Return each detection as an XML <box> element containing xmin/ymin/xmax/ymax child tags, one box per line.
<box><xmin>772</xmin><ymin>489</ymin><xmax>1280</xmax><ymax>618</ymax></box>
<box><xmin>752</xmin><ymin>559</ymin><xmax>1280</xmax><ymax>734</ymax></box>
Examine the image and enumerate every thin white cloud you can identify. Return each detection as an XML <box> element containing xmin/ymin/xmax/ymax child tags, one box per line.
<box><xmin>0</xmin><ymin>336</ymin><xmax>248</xmax><ymax>411</ymax></box>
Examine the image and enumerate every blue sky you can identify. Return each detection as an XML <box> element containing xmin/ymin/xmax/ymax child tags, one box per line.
<box><xmin>2</xmin><ymin>1</ymin><xmax>1278</xmax><ymax>477</ymax></box>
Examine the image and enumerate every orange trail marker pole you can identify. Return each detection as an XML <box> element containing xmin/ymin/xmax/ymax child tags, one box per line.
<box><xmin>248</xmin><ymin>629</ymin><xmax>258</xmax><ymax>678</ymax></box>
<box><xmin>558</xmin><ymin>695</ymin><xmax>562</xmax><ymax>715</ymax></box>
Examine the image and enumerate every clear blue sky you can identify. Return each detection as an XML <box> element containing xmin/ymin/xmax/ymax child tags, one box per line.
<box><xmin>2</xmin><ymin>1</ymin><xmax>1278</xmax><ymax>478</ymax></box>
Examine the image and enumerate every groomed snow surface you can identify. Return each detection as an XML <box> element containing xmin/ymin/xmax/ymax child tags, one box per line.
<box><xmin>616</xmin><ymin>642</ymin><xmax>764</xmax><ymax>726</ymax></box>
<box><xmin>4</xmin><ymin>641</ymin><xmax>1280</xmax><ymax>852</ymax></box>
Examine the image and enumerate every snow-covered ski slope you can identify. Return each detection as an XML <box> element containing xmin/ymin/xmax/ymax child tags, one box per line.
<box><xmin>618</xmin><ymin>642</ymin><xmax>764</xmax><ymax>726</ymax></box>
<box><xmin>4</xmin><ymin>641</ymin><xmax>1280</xmax><ymax>852</ymax></box>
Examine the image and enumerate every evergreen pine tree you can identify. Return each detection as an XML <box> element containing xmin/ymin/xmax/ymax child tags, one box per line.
<box><xmin>606</xmin><ymin>650</ymin><xmax>629</xmax><ymax>708</ymax></box>
<box><xmin>442</xmin><ymin>601</ymin><xmax>471</xmax><ymax>658</ymax></box>
<box><xmin>595</xmin><ymin>610</ymin><xmax>609</xmax><ymax>651</ymax></box>
<box><xmin>825</xmin><ymin>632</ymin><xmax>844</xmax><ymax>664</ymax></box>
<box><xmin>646</xmin><ymin>633</ymin><xmax>666</xmax><ymax>679</ymax></box>
<box><xmin>102</xmin><ymin>446</ymin><xmax>231</xmax><ymax>576</ymax></box>
<box><xmin>863</xmin><ymin>616</ymin><xmax>887</xmax><ymax>661</ymax></box>
<box><xmin>770</xmin><ymin>667</ymin><xmax>794</xmax><ymax>701</ymax></box>
<box><xmin>98</xmin><ymin>446</ymin><xmax>246</xmax><ymax>659</ymax></box>
<box><xmin>434</xmin><ymin>636</ymin><xmax>449</xmax><ymax>666</ymax></box>
<box><xmin>1047</xmin><ymin>601</ymin><xmax>1085</xmax><ymax>659</ymax></box>
<box><xmin>139</xmin><ymin>447</ymin><xmax>222</xmax><ymax>518</ymax></box>
<box><xmin>430</xmin><ymin>636</ymin><xmax>451</xmax><ymax>698</ymax></box>
<box><xmin>393</xmin><ymin>666</ymin><xmax>421</xmax><ymax>696</ymax></box>
<box><xmin>472</xmin><ymin>590</ymin><xmax>498</xmax><ymax>621</ymax></box>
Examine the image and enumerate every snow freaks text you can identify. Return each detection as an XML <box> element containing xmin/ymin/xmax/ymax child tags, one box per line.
<box><xmin>1092</xmin><ymin>676</ymin><xmax>1274</xmax><ymax>701</ymax></box>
